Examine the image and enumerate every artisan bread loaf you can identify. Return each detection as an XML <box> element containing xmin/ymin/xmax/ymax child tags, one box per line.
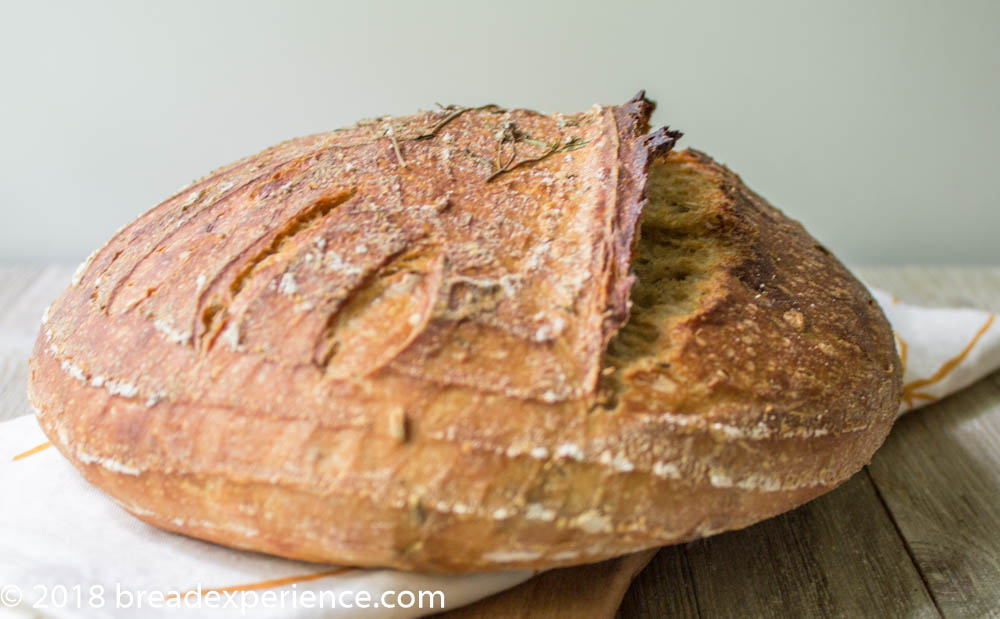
<box><xmin>28</xmin><ymin>93</ymin><xmax>901</xmax><ymax>572</ymax></box>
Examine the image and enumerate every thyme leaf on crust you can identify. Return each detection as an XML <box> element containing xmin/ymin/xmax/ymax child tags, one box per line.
<box><xmin>414</xmin><ymin>104</ymin><xmax>499</xmax><ymax>141</ymax></box>
<box><xmin>382</xmin><ymin>124</ymin><xmax>408</xmax><ymax>168</ymax></box>
<box><xmin>486</xmin><ymin>135</ymin><xmax>591</xmax><ymax>182</ymax></box>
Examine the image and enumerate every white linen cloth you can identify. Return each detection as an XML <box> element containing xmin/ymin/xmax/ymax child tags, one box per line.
<box><xmin>870</xmin><ymin>290</ymin><xmax>1000</xmax><ymax>415</ymax></box>
<box><xmin>1</xmin><ymin>286</ymin><xmax>997</xmax><ymax>618</ymax></box>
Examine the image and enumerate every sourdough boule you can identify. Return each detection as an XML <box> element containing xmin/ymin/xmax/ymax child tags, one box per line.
<box><xmin>28</xmin><ymin>92</ymin><xmax>901</xmax><ymax>572</ymax></box>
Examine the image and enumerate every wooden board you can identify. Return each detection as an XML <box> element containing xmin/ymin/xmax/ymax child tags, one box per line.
<box><xmin>867</xmin><ymin>376</ymin><xmax>1000</xmax><ymax>619</ymax></box>
<box><xmin>861</xmin><ymin>267</ymin><xmax>1000</xmax><ymax>619</ymax></box>
<box><xmin>445</xmin><ymin>550</ymin><xmax>657</xmax><ymax>619</ymax></box>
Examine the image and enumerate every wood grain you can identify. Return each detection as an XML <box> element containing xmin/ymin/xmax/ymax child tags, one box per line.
<box><xmin>615</xmin><ymin>545</ymin><xmax>698</xmax><ymax>618</ymax></box>
<box><xmin>868</xmin><ymin>377</ymin><xmax>1000</xmax><ymax>618</ymax></box>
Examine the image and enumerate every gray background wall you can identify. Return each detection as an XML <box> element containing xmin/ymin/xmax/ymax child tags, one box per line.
<box><xmin>2</xmin><ymin>0</ymin><xmax>997</xmax><ymax>265</ymax></box>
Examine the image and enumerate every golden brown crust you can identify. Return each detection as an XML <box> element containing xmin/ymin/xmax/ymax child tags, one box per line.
<box><xmin>28</xmin><ymin>95</ymin><xmax>900</xmax><ymax>572</ymax></box>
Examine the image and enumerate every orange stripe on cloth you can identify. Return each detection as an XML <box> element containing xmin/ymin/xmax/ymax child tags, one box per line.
<box><xmin>902</xmin><ymin>313</ymin><xmax>995</xmax><ymax>407</ymax></box>
<box><xmin>895</xmin><ymin>333</ymin><xmax>911</xmax><ymax>407</ymax></box>
<box><xmin>12</xmin><ymin>441</ymin><xmax>52</xmax><ymax>461</ymax></box>
<box><xmin>169</xmin><ymin>567</ymin><xmax>354</xmax><ymax>598</ymax></box>
<box><xmin>895</xmin><ymin>333</ymin><xmax>909</xmax><ymax>376</ymax></box>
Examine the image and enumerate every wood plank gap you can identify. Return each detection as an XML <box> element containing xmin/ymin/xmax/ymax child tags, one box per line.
<box><xmin>681</xmin><ymin>545</ymin><xmax>705</xmax><ymax>619</ymax></box>
<box><xmin>865</xmin><ymin>466</ymin><xmax>945</xmax><ymax>618</ymax></box>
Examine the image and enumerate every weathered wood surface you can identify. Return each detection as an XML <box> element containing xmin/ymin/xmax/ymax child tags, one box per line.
<box><xmin>860</xmin><ymin>267</ymin><xmax>1000</xmax><ymax>619</ymax></box>
<box><xmin>3</xmin><ymin>266</ymin><xmax>999</xmax><ymax>618</ymax></box>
